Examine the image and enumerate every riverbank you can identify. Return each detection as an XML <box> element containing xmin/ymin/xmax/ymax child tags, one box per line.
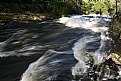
<box><xmin>108</xmin><ymin>14</ymin><xmax>121</xmax><ymax>65</ymax></box>
<box><xmin>0</xmin><ymin>12</ymin><xmax>50</xmax><ymax>29</ymax></box>
<box><xmin>110</xmin><ymin>15</ymin><xmax>121</xmax><ymax>53</ymax></box>
<box><xmin>0</xmin><ymin>1</ymin><xmax>82</xmax><ymax>29</ymax></box>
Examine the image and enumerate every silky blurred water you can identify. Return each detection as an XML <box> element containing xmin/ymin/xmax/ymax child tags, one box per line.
<box><xmin>0</xmin><ymin>15</ymin><xmax>116</xmax><ymax>81</ymax></box>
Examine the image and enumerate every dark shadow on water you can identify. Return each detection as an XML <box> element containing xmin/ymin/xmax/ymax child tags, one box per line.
<box><xmin>0</xmin><ymin>20</ymin><xmax>100</xmax><ymax>81</ymax></box>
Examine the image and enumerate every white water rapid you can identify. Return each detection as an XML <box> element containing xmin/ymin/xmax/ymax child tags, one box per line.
<box><xmin>58</xmin><ymin>15</ymin><xmax>112</xmax><ymax>80</ymax></box>
<box><xmin>19</xmin><ymin>14</ymin><xmax>113</xmax><ymax>81</ymax></box>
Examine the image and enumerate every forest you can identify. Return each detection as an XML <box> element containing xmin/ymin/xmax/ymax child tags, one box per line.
<box><xmin>0</xmin><ymin>0</ymin><xmax>121</xmax><ymax>16</ymax></box>
<box><xmin>0</xmin><ymin>0</ymin><xmax>121</xmax><ymax>81</ymax></box>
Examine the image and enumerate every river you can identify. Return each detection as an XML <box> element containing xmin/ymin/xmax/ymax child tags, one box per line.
<box><xmin>0</xmin><ymin>15</ymin><xmax>120</xmax><ymax>81</ymax></box>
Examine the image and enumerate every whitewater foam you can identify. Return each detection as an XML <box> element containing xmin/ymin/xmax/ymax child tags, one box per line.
<box><xmin>58</xmin><ymin>15</ymin><xmax>110</xmax><ymax>32</ymax></box>
<box><xmin>20</xmin><ymin>49</ymin><xmax>75</xmax><ymax>81</ymax></box>
<box><xmin>64</xmin><ymin>15</ymin><xmax>112</xmax><ymax>78</ymax></box>
<box><xmin>20</xmin><ymin>15</ymin><xmax>112</xmax><ymax>81</ymax></box>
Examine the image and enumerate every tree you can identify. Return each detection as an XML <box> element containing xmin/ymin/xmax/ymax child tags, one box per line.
<box><xmin>91</xmin><ymin>1</ymin><xmax>108</xmax><ymax>14</ymax></box>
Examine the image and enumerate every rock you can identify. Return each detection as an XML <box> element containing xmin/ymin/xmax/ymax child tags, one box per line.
<box><xmin>107</xmin><ymin>53</ymin><xmax>121</xmax><ymax>65</ymax></box>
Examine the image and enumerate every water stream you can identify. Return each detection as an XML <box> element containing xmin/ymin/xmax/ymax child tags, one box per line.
<box><xmin>0</xmin><ymin>15</ymin><xmax>120</xmax><ymax>81</ymax></box>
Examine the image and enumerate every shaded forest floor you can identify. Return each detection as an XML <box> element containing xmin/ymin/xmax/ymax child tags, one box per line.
<box><xmin>0</xmin><ymin>12</ymin><xmax>48</xmax><ymax>28</ymax></box>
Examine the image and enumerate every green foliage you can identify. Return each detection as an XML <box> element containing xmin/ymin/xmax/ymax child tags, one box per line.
<box><xmin>81</xmin><ymin>0</ymin><xmax>117</xmax><ymax>15</ymax></box>
<box><xmin>49</xmin><ymin>1</ymin><xmax>68</xmax><ymax>16</ymax></box>
<box><xmin>110</xmin><ymin>2</ymin><xmax>121</xmax><ymax>39</ymax></box>
<box><xmin>91</xmin><ymin>1</ymin><xmax>108</xmax><ymax>14</ymax></box>
<box><xmin>104</xmin><ymin>0</ymin><xmax>116</xmax><ymax>15</ymax></box>
<box><xmin>0</xmin><ymin>0</ymin><xmax>119</xmax><ymax>17</ymax></box>
<box><xmin>110</xmin><ymin>10</ymin><xmax>121</xmax><ymax>40</ymax></box>
<box><xmin>110</xmin><ymin>11</ymin><xmax>121</xmax><ymax>54</ymax></box>
<box><xmin>81</xmin><ymin>1</ymin><xmax>95</xmax><ymax>14</ymax></box>
<box><xmin>110</xmin><ymin>17</ymin><xmax>121</xmax><ymax>38</ymax></box>
<box><xmin>0</xmin><ymin>1</ymin><xmax>81</xmax><ymax>18</ymax></box>
<box><xmin>118</xmin><ymin>3</ymin><xmax>121</xmax><ymax>13</ymax></box>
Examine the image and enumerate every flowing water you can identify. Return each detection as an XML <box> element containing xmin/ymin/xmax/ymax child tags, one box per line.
<box><xmin>0</xmin><ymin>15</ymin><xmax>120</xmax><ymax>81</ymax></box>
